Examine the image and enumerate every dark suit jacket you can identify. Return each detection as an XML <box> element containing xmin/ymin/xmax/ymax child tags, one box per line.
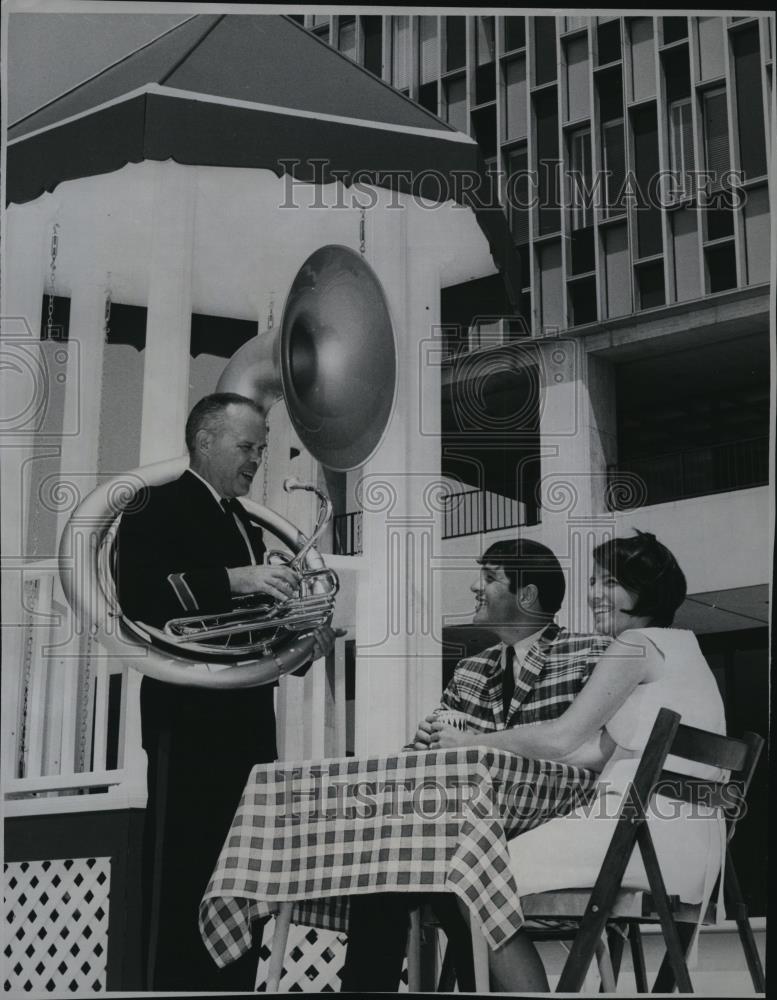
<box><xmin>115</xmin><ymin>470</ymin><xmax>277</xmax><ymax>988</ymax></box>
<box><xmin>115</xmin><ymin>467</ymin><xmax>277</xmax><ymax>754</ymax></box>
<box><xmin>116</xmin><ymin>468</ymin><xmax>266</xmax><ymax>630</ymax></box>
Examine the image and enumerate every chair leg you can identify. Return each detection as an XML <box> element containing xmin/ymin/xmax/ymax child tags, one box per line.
<box><xmin>725</xmin><ymin>849</ymin><xmax>766</xmax><ymax>993</ymax></box>
<box><xmin>607</xmin><ymin>923</ymin><xmax>626</xmax><ymax>985</ymax></box>
<box><xmin>470</xmin><ymin>921</ymin><xmax>490</xmax><ymax>993</ymax></box>
<box><xmin>637</xmin><ymin>826</ymin><xmax>693</xmax><ymax>993</ymax></box>
<box><xmin>628</xmin><ymin>923</ymin><xmax>649</xmax><ymax>994</ymax></box>
<box><xmin>437</xmin><ymin>942</ymin><xmax>457</xmax><ymax>993</ymax></box>
<box><xmin>595</xmin><ymin>936</ymin><xmax>617</xmax><ymax>993</ymax></box>
<box><xmin>651</xmin><ymin>922</ymin><xmax>695</xmax><ymax>993</ymax></box>
<box><xmin>407</xmin><ymin>907</ymin><xmax>422</xmax><ymax>993</ymax></box>
<box><xmin>265</xmin><ymin>902</ymin><xmax>293</xmax><ymax>993</ymax></box>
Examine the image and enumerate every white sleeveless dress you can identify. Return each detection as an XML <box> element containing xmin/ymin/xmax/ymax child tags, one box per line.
<box><xmin>507</xmin><ymin>628</ymin><xmax>727</xmax><ymax>913</ymax></box>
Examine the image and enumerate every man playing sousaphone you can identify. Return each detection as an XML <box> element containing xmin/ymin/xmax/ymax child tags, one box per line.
<box><xmin>116</xmin><ymin>392</ymin><xmax>340</xmax><ymax>992</ymax></box>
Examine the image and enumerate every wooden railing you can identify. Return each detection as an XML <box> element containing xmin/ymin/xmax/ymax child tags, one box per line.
<box><xmin>2</xmin><ymin>562</ymin><xmax>146</xmax><ymax>815</ymax></box>
<box><xmin>3</xmin><ymin>561</ymin><xmax>356</xmax><ymax>814</ymax></box>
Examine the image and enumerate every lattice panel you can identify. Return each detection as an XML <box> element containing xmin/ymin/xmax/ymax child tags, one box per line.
<box><xmin>254</xmin><ymin>919</ymin><xmax>411</xmax><ymax>992</ymax></box>
<box><xmin>4</xmin><ymin>858</ymin><xmax>110</xmax><ymax>993</ymax></box>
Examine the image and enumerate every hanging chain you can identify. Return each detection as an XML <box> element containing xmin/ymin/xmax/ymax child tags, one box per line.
<box><xmin>46</xmin><ymin>223</ymin><xmax>60</xmax><ymax>340</ymax></box>
<box><xmin>359</xmin><ymin>208</ymin><xmax>366</xmax><ymax>256</ymax></box>
<box><xmin>104</xmin><ymin>273</ymin><xmax>112</xmax><ymax>342</ymax></box>
<box><xmin>262</xmin><ymin>294</ymin><xmax>273</xmax><ymax>507</ymax></box>
<box><xmin>262</xmin><ymin>419</ymin><xmax>270</xmax><ymax>507</ymax></box>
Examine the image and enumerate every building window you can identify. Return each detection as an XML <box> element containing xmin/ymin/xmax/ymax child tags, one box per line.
<box><xmin>702</xmin><ymin>87</ymin><xmax>730</xmax><ymax>193</ymax></box>
<box><xmin>662</xmin><ymin>17</ymin><xmax>688</xmax><ymax>44</ymax></box>
<box><xmin>569</xmin><ymin>276</ymin><xmax>597</xmax><ymax>325</ymax></box>
<box><xmin>535</xmin><ymin>90</ymin><xmax>560</xmax><ymax>235</ymax></box>
<box><xmin>505</xmin><ymin>144</ymin><xmax>530</xmax><ymax>247</ymax></box>
<box><xmin>419</xmin><ymin>16</ymin><xmax>439</xmax><ymax>85</ymax></box>
<box><xmin>337</xmin><ymin>17</ymin><xmax>357</xmax><ymax>61</ymax></box>
<box><xmin>504</xmin><ymin>56</ymin><xmax>527</xmax><ymax>140</ymax></box>
<box><xmin>636</xmin><ymin>261</ymin><xmax>665</xmax><ymax>308</ymax></box>
<box><xmin>534</xmin><ymin>16</ymin><xmax>557</xmax><ymax>85</ymax></box>
<box><xmin>597</xmin><ymin>19</ymin><xmax>621</xmax><ymax>65</ymax></box>
<box><xmin>602</xmin><ymin>118</ymin><xmax>626</xmax><ymax>218</ymax></box>
<box><xmin>705</xmin><ymin>243</ymin><xmax>737</xmax><ymax>292</ymax></box>
<box><xmin>476</xmin><ymin>16</ymin><xmax>496</xmax><ymax>65</ymax></box>
<box><xmin>565</xmin><ymin>36</ymin><xmax>590</xmax><ymax>122</ymax></box>
<box><xmin>445</xmin><ymin>16</ymin><xmax>466</xmax><ymax>72</ymax></box>
<box><xmin>733</xmin><ymin>26</ymin><xmax>768</xmax><ymax>180</ymax></box>
<box><xmin>570</xmin><ymin>226</ymin><xmax>595</xmax><ymax>275</ymax></box>
<box><xmin>391</xmin><ymin>16</ymin><xmax>411</xmax><ymax>91</ymax></box>
<box><xmin>444</xmin><ymin>76</ymin><xmax>467</xmax><ymax>132</ymax></box>
<box><xmin>632</xmin><ymin>104</ymin><xmax>662</xmax><ymax>258</ymax></box>
<box><xmin>476</xmin><ymin>16</ymin><xmax>496</xmax><ymax>104</ymax></box>
<box><xmin>569</xmin><ymin>127</ymin><xmax>593</xmax><ymax>230</ymax></box>
<box><xmin>504</xmin><ymin>16</ymin><xmax>526</xmax><ymax>52</ymax></box>
<box><xmin>669</xmin><ymin>98</ymin><xmax>695</xmax><ymax>201</ymax></box>
<box><xmin>706</xmin><ymin>206</ymin><xmax>734</xmax><ymax>241</ymax></box>
<box><xmin>361</xmin><ymin>16</ymin><xmax>382</xmax><ymax>77</ymax></box>
<box><xmin>472</xmin><ymin>105</ymin><xmax>497</xmax><ymax>158</ymax></box>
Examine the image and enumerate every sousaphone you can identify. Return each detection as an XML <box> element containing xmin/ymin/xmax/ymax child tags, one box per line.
<box><xmin>59</xmin><ymin>246</ymin><xmax>396</xmax><ymax>688</ymax></box>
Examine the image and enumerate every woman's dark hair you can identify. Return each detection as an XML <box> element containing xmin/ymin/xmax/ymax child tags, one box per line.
<box><xmin>592</xmin><ymin>530</ymin><xmax>687</xmax><ymax>626</ymax></box>
<box><xmin>479</xmin><ymin>538</ymin><xmax>566</xmax><ymax>615</ymax></box>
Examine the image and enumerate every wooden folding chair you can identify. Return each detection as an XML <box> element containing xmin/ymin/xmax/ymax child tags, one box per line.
<box><xmin>465</xmin><ymin>708</ymin><xmax>765</xmax><ymax>993</ymax></box>
<box><xmin>641</xmin><ymin>724</ymin><xmax>765</xmax><ymax>993</ymax></box>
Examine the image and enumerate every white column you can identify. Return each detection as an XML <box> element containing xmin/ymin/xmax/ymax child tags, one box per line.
<box><xmin>53</xmin><ymin>205</ymin><xmax>114</xmax><ymax>779</ymax></box>
<box><xmin>536</xmin><ymin>340</ymin><xmax>618</xmax><ymax>631</ymax></box>
<box><xmin>0</xmin><ymin>204</ymin><xmax>49</xmax><ymax>782</ymax></box>
<box><xmin>353</xmin><ymin>205</ymin><xmax>443</xmax><ymax>754</ymax></box>
<box><xmin>56</xmin><ymin>283</ymin><xmax>107</xmax><ymax>540</ymax></box>
<box><xmin>139</xmin><ymin>162</ymin><xmax>196</xmax><ymax>464</ymax></box>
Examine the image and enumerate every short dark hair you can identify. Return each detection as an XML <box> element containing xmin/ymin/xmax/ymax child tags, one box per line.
<box><xmin>185</xmin><ymin>393</ymin><xmax>264</xmax><ymax>455</ymax></box>
<box><xmin>592</xmin><ymin>530</ymin><xmax>687</xmax><ymax>627</ymax></box>
<box><xmin>478</xmin><ymin>538</ymin><xmax>566</xmax><ymax>615</ymax></box>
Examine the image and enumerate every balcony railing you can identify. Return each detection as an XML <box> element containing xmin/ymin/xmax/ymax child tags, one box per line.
<box><xmin>442</xmin><ymin>488</ymin><xmax>528</xmax><ymax>538</ymax></box>
<box><xmin>332</xmin><ymin>491</ymin><xmax>529</xmax><ymax>546</ymax></box>
<box><xmin>607</xmin><ymin>436</ymin><xmax>769</xmax><ymax>510</ymax></box>
<box><xmin>333</xmin><ymin>511</ymin><xmax>363</xmax><ymax>555</ymax></box>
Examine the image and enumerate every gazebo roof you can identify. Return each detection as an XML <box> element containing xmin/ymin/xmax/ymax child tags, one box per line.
<box><xmin>7</xmin><ymin>14</ymin><xmax>521</xmax><ymax>302</ymax></box>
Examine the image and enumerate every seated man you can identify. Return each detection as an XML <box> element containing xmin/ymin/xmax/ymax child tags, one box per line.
<box><xmin>116</xmin><ymin>392</ymin><xmax>338</xmax><ymax>991</ymax></box>
<box><xmin>340</xmin><ymin>538</ymin><xmax>611</xmax><ymax>992</ymax></box>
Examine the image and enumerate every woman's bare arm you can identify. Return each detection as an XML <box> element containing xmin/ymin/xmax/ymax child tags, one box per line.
<box><xmin>432</xmin><ymin>631</ymin><xmax>660</xmax><ymax>766</ymax></box>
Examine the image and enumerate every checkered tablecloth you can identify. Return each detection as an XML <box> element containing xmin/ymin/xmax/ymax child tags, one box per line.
<box><xmin>199</xmin><ymin>746</ymin><xmax>597</xmax><ymax>966</ymax></box>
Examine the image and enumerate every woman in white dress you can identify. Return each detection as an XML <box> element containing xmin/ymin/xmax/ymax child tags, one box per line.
<box><xmin>431</xmin><ymin>530</ymin><xmax>725</xmax><ymax>992</ymax></box>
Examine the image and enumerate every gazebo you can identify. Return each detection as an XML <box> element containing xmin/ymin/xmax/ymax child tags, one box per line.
<box><xmin>2</xmin><ymin>14</ymin><xmax>520</xmax><ymax>992</ymax></box>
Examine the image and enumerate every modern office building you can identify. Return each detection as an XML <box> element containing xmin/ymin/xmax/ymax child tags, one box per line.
<box><xmin>304</xmin><ymin>10</ymin><xmax>773</xmax><ymax>925</ymax></box>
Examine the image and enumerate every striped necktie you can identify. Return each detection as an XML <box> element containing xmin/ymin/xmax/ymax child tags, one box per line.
<box><xmin>502</xmin><ymin>646</ymin><xmax>516</xmax><ymax>722</ymax></box>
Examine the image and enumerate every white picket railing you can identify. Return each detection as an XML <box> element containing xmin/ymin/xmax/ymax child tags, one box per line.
<box><xmin>3</xmin><ymin>559</ymin><xmax>358</xmax><ymax>816</ymax></box>
<box><xmin>2</xmin><ymin>561</ymin><xmax>146</xmax><ymax>816</ymax></box>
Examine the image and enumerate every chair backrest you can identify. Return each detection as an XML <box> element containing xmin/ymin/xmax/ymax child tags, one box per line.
<box><xmin>630</xmin><ymin>708</ymin><xmax>764</xmax><ymax>840</ymax></box>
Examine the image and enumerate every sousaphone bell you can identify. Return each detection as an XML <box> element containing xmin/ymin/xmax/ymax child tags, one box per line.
<box><xmin>59</xmin><ymin>245</ymin><xmax>396</xmax><ymax>688</ymax></box>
